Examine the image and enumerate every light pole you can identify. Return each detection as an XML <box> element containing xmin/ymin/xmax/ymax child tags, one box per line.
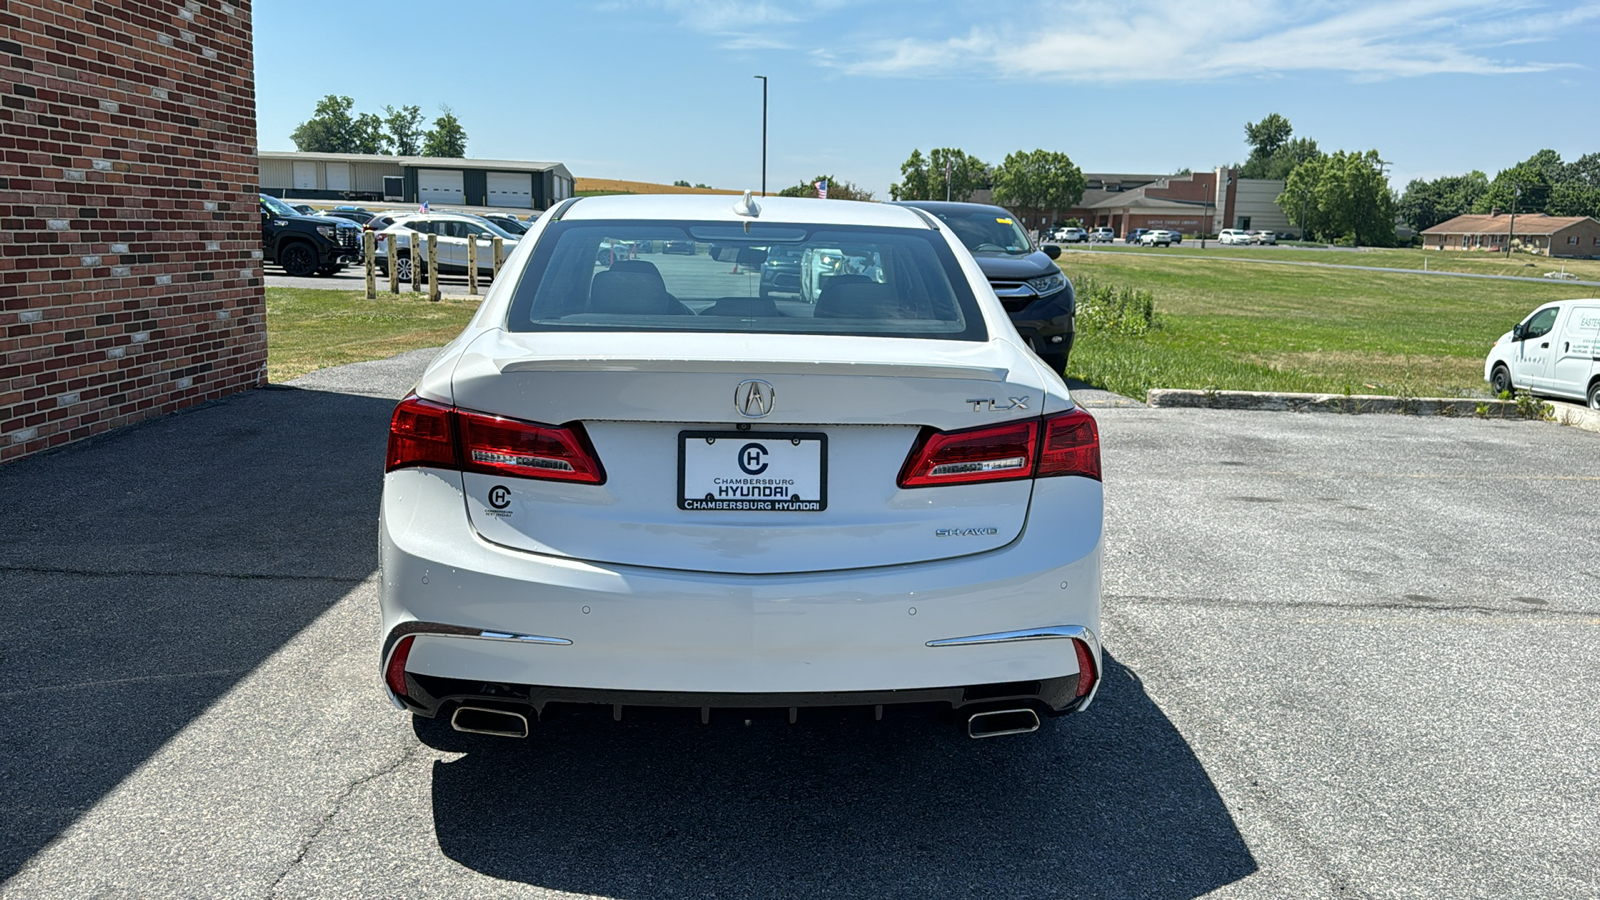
<box><xmin>753</xmin><ymin>75</ymin><xmax>767</xmax><ymax>196</ymax></box>
<box><xmin>1506</xmin><ymin>182</ymin><xmax>1520</xmax><ymax>257</ymax></box>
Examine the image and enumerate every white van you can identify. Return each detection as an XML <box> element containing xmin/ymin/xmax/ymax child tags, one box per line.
<box><xmin>1485</xmin><ymin>299</ymin><xmax>1600</xmax><ymax>408</ymax></box>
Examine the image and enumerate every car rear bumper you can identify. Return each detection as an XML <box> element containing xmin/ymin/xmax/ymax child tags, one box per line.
<box><xmin>379</xmin><ymin>468</ymin><xmax>1103</xmax><ymax>712</ymax></box>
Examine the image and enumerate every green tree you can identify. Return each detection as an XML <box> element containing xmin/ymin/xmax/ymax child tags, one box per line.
<box><xmin>777</xmin><ymin>175</ymin><xmax>873</xmax><ymax>201</ymax></box>
<box><xmin>290</xmin><ymin>95</ymin><xmax>365</xmax><ymax>153</ymax></box>
<box><xmin>351</xmin><ymin>112</ymin><xmax>386</xmax><ymax>154</ymax></box>
<box><xmin>928</xmin><ymin>148</ymin><xmax>989</xmax><ymax>202</ymax></box>
<box><xmin>1240</xmin><ymin>113</ymin><xmax>1294</xmax><ymax>177</ymax></box>
<box><xmin>1278</xmin><ymin>149</ymin><xmax>1396</xmax><ymax>246</ymax></box>
<box><xmin>890</xmin><ymin>149</ymin><xmax>932</xmax><ymax>200</ymax></box>
<box><xmin>1477</xmin><ymin>162</ymin><xmax>1551</xmax><ymax>215</ymax></box>
<box><xmin>1263</xmin><ymin>137</ymin><xmax>1321</xmax><ymax>180</ymax></box>
<box><xmin>673</xmin><ymin>179</ymin><xmax>691</xmax><ymax>187</ymax></box>
<box><xmin>1566</xmin><ymin>152</ymin><xmax>1600</xmax><ymax>188</ymax></box>
<box><xmin>991</xmin><ymin>149</ymin><xmax>1086</xmax><ymax>214</ymax></box>
<box><xmin>1398</xmin><ymin>171</ymin><xmax>1489</xmax><ymax>233</ymax></box>
<box><xmin>421</xmin><ymin>105</ymin><xmax>468</xmax><ymax>158</ymax></box>
<box><xmin>383</xmin><ymin>104</ymin><xmax>425</xmax><ymax>155</ymax></box>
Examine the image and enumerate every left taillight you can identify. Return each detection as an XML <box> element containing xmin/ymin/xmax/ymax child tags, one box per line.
<box><xmin>386</xmin><ymin>394</ymin><xmax>457</xmax><ymax>471</ymax></box>
<box><xmin>385</xmin><ymin>395</ymin><xmax>605</xmax><ymax>484</ymax></box>
<box><xmin>458</xmin><ymin>409</ymin><xmax>605</xmax><ymax>484</ymax></box>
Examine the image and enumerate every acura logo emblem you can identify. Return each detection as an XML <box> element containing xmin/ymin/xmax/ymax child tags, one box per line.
<box><xmin>735</xmin><ymin>379</ymin><xmax>775</xmax><ymax>418</ymax></box>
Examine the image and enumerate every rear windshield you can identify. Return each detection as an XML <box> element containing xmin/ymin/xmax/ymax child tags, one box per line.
<box><xmin>504</xmin><ymin>220</ymin><xmax>986</xmax><ymax>340</ymax></box>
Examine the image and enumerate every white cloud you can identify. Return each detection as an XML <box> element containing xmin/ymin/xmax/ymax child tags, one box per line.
<box><xmin>831</xmin><ymin>1</ymin><xmax>1596</xmax><ymax>82</ymax></box>
<box><xmin>719</xmin><ymin>33</ymin><xmax>794</xmax><ymax>50</ymax></box>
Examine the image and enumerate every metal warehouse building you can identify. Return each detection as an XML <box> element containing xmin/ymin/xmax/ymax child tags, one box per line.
<box><xmin>259</xmin><ymin>151</ymin><xmax>574</xmax><ymax>210</ymax></box>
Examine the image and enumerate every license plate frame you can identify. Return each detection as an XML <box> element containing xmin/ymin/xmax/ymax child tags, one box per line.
<box><xmin>678</xmin><ymin>430</ymin><xmax>828</xmax><ymax>512</ymax></box>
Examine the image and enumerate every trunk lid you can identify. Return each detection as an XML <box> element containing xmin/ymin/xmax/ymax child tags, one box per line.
<box><xmin>449</xmin><ymin>331</ymin><xmax>1048</xmax><ymax>574</ymax></box>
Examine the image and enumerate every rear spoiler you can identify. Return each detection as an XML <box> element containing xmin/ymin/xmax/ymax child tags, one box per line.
<box><xmin>499</xmin><ymin>358</ymin><xmax>1010</xmax><ymax>382</ymax></box>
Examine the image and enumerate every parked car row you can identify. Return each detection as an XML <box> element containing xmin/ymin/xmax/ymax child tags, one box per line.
<box><xmin>1219</xmin><ymin>228</ymin><xmax>1280</xmax><ymax>245</ymax></box>
<box><xmin>260</xmin><ymin>195</ymin><xmax>538</xmax><ymax>279</ymax></box>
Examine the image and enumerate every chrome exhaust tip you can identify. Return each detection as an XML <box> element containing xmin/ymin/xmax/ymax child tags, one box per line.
<box><xmin>450</xmin><ymin>706</ymin><xmax>530</xmax><ymax>739</ymax></box>
<box><xmin>965</xmin><ymin>708</ymin><xmax>1041</xmax><ymax>739</ymax></box>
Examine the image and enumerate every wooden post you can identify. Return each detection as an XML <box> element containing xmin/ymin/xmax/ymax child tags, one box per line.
<box><xmin>427</xmin><ymin>234</ymin><xmax>440</xmax><ymax>302</ymax></box>
<box><xmin>363</xmin><ymin>230</ymin><xmax>376</xmax><ymax>299</ymax></box>
<box><xmin>386</xmin><ymin>233</ymin><xmax>398</xmax><ymax>294</ymax></box>
<box><xmin>492</xmin><ymin>236</ymin><xmax>504</xmax><ymax>280</ymax></box>
<box><xmin>409</xmin><ymin>231</ymin><xmax>421</xmax><ymax>293</ymax></box>
<box><xmin>467</xmin><ymin>236</ymin><xmax>478</xmax><ymax>295</ymax></box>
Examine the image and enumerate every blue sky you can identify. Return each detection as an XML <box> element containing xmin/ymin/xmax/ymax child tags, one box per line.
<box><xmin>254</xmin><ymin>1</ymin><xmax>1600</xmax><ymax>196</ymax></box>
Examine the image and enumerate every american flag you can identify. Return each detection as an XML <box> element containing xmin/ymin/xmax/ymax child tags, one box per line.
<box><xmin>815</xmin><ymin>180</ymin><xmax>827</xmax><ymax>200</ymax></box>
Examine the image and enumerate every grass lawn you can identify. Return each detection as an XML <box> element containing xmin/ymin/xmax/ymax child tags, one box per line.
<box><xmin>1070</xmin><ymin>243</ymin><xmax>1600</xmax><ymax>281</ymax></box>
<box><xmin>1059</xmin><ymin>252</ymin><xmax>1586</xmax><ymax>400</ymax></box>
<box><xmin>266</xmin><ymin>288</ymin><xmax>481</xmax><ymax>382</ymax></box>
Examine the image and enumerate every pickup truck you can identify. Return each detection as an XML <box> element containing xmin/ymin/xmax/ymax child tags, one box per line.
<box><xmin>259</xmin><ymin>193</ymin><xmax>362</xmax><ymax>277</ymax></box>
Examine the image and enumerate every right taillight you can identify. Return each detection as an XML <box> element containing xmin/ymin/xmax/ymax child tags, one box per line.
<box><xmin>897</xmin><ymin>408</ymin><xmax>1100</xmax><ymax>488</ymax></box>
<box><xmin>897</xmin><ymin>419</ymin><xmax>1039</xmax><ymax>488</ymax></box>
<box><xmin>1037</xmin><ymin>408</ymin><xmax>1101</xmax><ymax>481</ymax></box>
<box><xmin>385</xmin><ymin>395</ymin><xmax>605</xmax><ymax>484</ymax></box>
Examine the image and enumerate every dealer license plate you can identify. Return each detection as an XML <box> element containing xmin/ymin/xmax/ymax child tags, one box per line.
<box><xmin>678</xmin><ymin>431</ymin><xmax>827</xmax><ymax>512</ymax></box>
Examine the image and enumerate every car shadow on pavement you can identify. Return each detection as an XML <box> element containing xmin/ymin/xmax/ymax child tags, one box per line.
<box><xmin>0</xmin><ymin>385</ymin><xmax>394</xmax><ymax>880</ymax></box>
<box><xmin>430</xmin><ymin>653</ymin><xmax>1256</xmax><ymax>899</ymax></box>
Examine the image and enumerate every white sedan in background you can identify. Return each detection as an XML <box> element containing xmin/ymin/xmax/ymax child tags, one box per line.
<box><xmin>374</xmin><ymin>213</ymin><xmax>520</xmax><ymax>281</ymax></box>
<box><xmin>380</xmin><ymin>193</ymin><xmax>1105</xmax><ymax>742</ymax></box>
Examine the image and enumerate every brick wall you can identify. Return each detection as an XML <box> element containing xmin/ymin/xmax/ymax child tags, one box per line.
<box><xmin>1</xmin><ymin>0</ymin><xmax>262</xmax><ymax>463</ymax></box>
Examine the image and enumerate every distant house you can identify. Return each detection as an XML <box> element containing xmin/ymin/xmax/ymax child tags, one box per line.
<box><xmin>1421</xmin><ymin>213</ymin><xmax>1600</xmax><ymax>258</ymax></box>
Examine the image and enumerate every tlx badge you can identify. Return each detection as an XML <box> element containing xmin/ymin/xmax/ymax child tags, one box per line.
<box><xmin>967</xmin><ymin>396</ymin><xmax>1029</xmax><ymax>412</ymax></box>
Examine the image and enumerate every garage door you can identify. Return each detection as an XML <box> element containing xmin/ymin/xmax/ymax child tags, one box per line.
<box><xmin>486</xmin><ymin>172</ymin><xmax>533</xmax><ymax>209</ymax></box>
<box><xmin>325</xmin><ymin>162</ymin><xmax>351</xmax><ymax>192</ymax></box>
<box><xmin>418</xmin><ymin>169</ymin><xmax>464</xmax><ymax>205</ymax></box>
<box><xmin>292</xmin><ymin>161</ymin><xmax>317</xmax><ymax>190</ymax></box>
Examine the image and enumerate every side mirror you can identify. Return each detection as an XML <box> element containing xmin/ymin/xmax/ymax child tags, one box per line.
<box><xmin>736</xmin><ymin>246</ymin><xmax>768</xmax><ymax>268</ymax></box>
<box><xmin>1512</xmin><ymin>323</ymin><xmax>1526</xmax><ymax>341</ymax></box>
<box><xmin>1043</xmin><ymin>244</ymin><xmax>1061</xmax><ymax>259</ymax></box>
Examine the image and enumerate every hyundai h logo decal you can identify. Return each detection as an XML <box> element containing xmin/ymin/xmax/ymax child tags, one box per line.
<box><xmin>735</xmin><ymin>380</ymin><xmax>775</xmax><ymax>418</ymax></box>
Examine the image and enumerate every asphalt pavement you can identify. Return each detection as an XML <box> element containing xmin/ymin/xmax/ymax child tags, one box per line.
<box><xmin>2</xmin><ymin>351</ymin><xmax>1597</xmax><ymax>898</ymax></box>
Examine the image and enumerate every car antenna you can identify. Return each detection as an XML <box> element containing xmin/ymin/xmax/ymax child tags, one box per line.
<box><xmin>733</xmin><ymin>190</ymin><xmax>761</xmax><ymax>218</ymax></box>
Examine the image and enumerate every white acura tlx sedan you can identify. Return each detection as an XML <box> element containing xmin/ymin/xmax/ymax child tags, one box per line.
<box><xmin>380</xmin><ymin>193</ymin><xmax>1104</xmax><ymax>740</ymax></box>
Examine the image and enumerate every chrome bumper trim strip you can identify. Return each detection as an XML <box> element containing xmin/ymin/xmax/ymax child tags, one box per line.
<box><xmin>926</xmin><ymin>625</ymin><xmax>1090</xmax><ymax>647</ymax></box>
<box><xmin>478</xmin><ymin>630</ymin><xmax>572</xmax><ymax>645</ymax></box>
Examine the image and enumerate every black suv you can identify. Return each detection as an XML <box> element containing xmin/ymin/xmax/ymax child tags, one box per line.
<box><xmin>894</xmin><ymin>200</ymin><xmax>1075</xmax><ymax>372</ymax></box>
<box><xmin>259</xmin><ymin>193</ymin><xmax>362</xmax><ymax>277</ymax></box>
